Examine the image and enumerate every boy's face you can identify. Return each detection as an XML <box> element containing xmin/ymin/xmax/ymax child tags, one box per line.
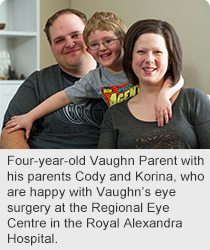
<box><xmin>87</xmin><ymin>30</ymin><xmax>124</xmax><ymax>73</ymax></box>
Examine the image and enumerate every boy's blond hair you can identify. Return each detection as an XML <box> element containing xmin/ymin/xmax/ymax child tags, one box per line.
<box><xmin>83</xmin><ymin>12</ymin><xmax>127</xmax><ymax>47</ymax></box>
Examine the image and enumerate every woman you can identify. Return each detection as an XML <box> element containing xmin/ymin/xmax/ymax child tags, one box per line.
<box><xmin>98</xmin><ymin>19</ymin><xmax>210</xmax><ymax>149</ymax></box>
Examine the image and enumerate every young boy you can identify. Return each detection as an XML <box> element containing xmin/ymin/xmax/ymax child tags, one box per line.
<box><xmin>5</xmin><ymin>12</ymin><xmax>183</xmax><ymax>138</ymax></box>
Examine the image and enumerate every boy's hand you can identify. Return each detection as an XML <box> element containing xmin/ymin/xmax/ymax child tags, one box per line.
<box><xmin>4</xmin><ymin>114</ymin><xmax>33</xmax><ymax>139</ymax></box>
<box><xmin>155</xmin><ymin>96</ymin><xmax>172</xmax><ymax>127</ymax></box>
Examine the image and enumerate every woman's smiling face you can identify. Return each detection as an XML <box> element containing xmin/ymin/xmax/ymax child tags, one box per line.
<box><xmin>131</xmin><ymin>33</ymin><xmax>169</xmax><ymax>87</ymax></box>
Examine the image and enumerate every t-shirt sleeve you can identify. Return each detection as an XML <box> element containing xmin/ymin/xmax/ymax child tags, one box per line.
<box><xmin>64</xmin><ymin>73</ymin><xmax>101</xmax><ymax>105</ymax></box>
<box><xmin>191</xmin><ymin>89</ymin><xmax>210</xmax><ymax>148</ymax></box>
<box><xmin>98</xmin><ymin>109</ymin><xmax>118</xmax><ymax>148</ymax></box>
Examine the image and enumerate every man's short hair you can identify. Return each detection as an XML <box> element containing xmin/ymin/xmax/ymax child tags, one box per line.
<box><xmin>44</xmin><ymin>8</ymin><xmax>87</xmax><ymax>44</ymax></box>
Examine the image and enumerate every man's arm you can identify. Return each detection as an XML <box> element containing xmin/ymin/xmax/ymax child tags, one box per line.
<box><xmin>0</xmin><ymin>128</ymin><xmax>29</xmax><ymax>149</ymax></box>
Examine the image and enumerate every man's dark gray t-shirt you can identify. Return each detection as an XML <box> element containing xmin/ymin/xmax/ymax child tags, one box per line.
<box><xmin>3</xmin><ymin>64</ymin><xmax>108</xmax><ymax>149</ymax></box>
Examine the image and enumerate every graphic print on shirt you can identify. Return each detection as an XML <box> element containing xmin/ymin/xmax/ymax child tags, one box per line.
<box><xmin>55</xmin><ymin>99</ymin><xmax>108</xmax><ymax>127</ymax></box>
<box><xmin>101</xmin><ymin>81</ymin><xmax>139</xmax><ymax>106</ymax></box>
<box><xmin>136</xmin><ymin>128</ymin><xmax>186</xmax><ymax>149</ymax></box>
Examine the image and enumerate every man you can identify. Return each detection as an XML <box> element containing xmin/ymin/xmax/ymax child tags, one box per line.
<box><xmin>0</xmin><ymin>9</ymin><xmax>107</xmax><ymax>149</ymax></box>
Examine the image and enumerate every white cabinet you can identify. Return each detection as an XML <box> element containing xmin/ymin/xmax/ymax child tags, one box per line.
<box><xmin>0</xmin><ymin>81</ymin><xmax>20</xmax><ymax>127</ymax></box>
<box><xmin>0</xmin><ymin>0</ymin><xmax>40</xmax><ymax>128</ymax></box>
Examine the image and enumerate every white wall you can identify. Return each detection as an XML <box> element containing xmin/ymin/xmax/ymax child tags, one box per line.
<box><xmin>40</xmin><ymin>0</ymin><xmax>70</xmax><ymax>69</ymax></box>
<box><xmin>70</xmin><ymin>0</ymin><xmax>210</xmax><ymax>93</ymax></box>
<box><xmin>39</xmin><ymin>0</ymin><xmax>210</xmax><ymax>93</ymax></box>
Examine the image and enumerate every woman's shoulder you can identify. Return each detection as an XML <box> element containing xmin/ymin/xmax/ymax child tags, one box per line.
<box><xmin>181</xmin><ymin>87</ymin><xmax>208</xmax><ymax>100</ymax></box>
<box><xmin>182</xmin><ymin>87</ymin><xmax>205</xmax><ymax>95</ymax></box>
<box><xmin>110</xmin><ymin>99</ymin><xmax>129</xmax><ymax>109</ymax></box>
<box><xmin>105</xmin><ymin>99</ymin><xmax>129</xmax><ymax>116</ymax></box>
<box><xmin>176</xmin><ymin>87</ymin><xmax>209</xmax><ymax>109</ymax></box>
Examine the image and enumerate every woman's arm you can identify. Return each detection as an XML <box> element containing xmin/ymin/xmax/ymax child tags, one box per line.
<box><xmin>192</xmin><ymin>90</ymin><xmax>210</xmax><ymax>148</ymax></box>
